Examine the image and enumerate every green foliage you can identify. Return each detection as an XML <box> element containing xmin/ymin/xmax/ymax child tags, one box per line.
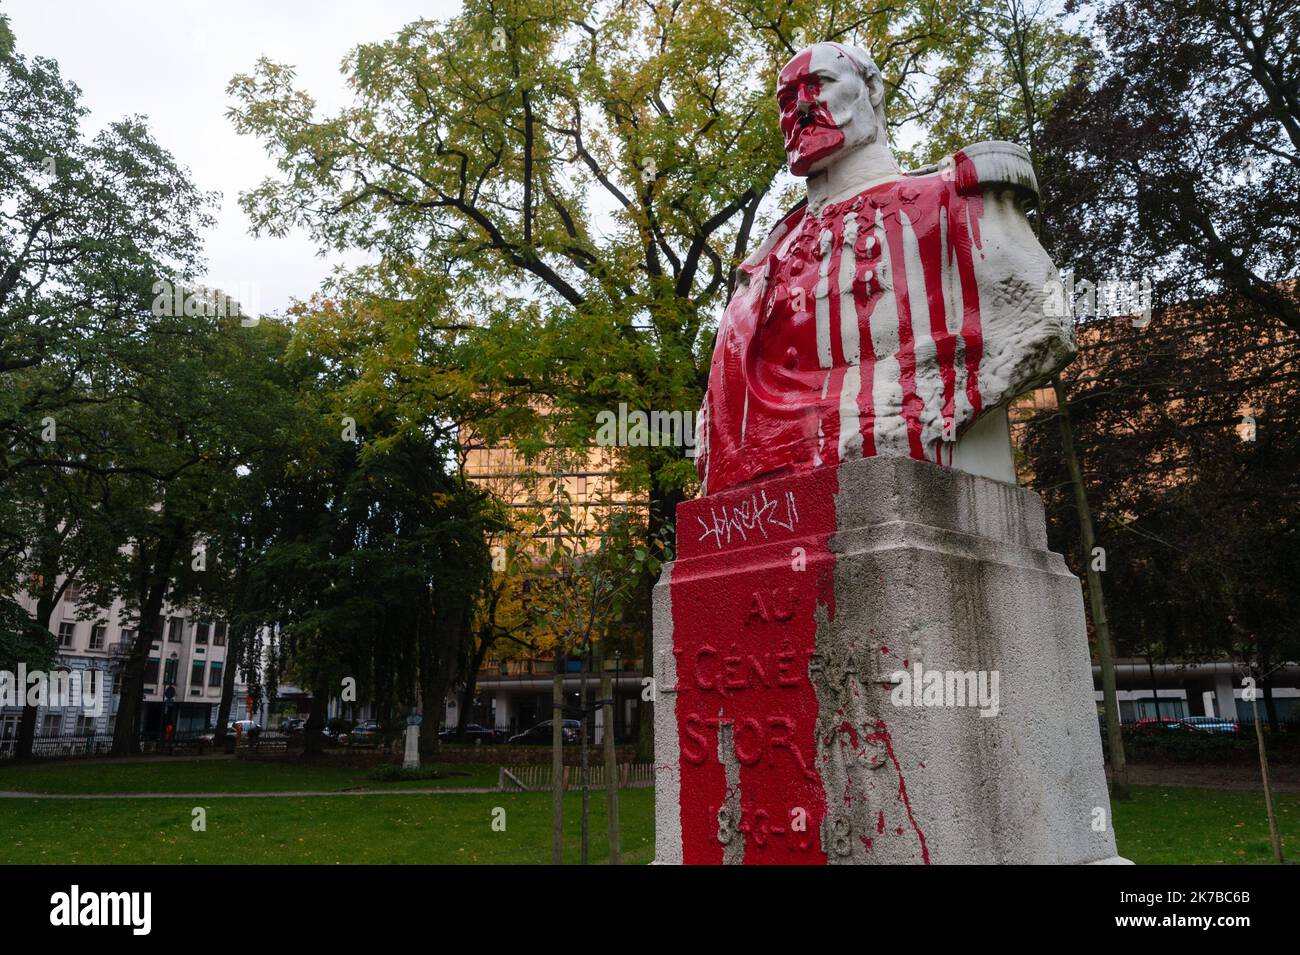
<box><xmin>525</xmin><ymin>480</ymin><xmax>653</xmax><ymax>658</ymax></box>
<box><xmin>229</xmin><ymin>298</ymin><xmax>502</xmax><ymax>721</ymax></box>
<box><xmin>0</xmin><ymin>32</ymin><xmax>215</xmax><ymax>487</ymax></box>
<box><xmin>0</xmin><ymin>596</ymin><xmax>53</xmax><ymax>672</ymax></box>
<box><xmin>1038</xmin><ymin>0</ymin><xmax>1300</xmax><ymax>332</ymax></box>
<box><xmin>901</xmin><ymin>0</ymin><xmax>1094</xmax><ymax>168</ymax></box>
<box><xmin>225</xmin><ymin>0</ymin><xmax>1018</xmax><ymax>537</ymax></box>
<box><xmin>1110</xmin><ymin>727</ymin><xmax>1300</xmax><ymax>765</ymax></box>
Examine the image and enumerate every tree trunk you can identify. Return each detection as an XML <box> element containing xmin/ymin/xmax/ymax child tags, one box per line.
<box><xmin>14</xmin><ymin>702</ymin><xmax>39</xmax><ymax>763</ymax></box>
<box><xmin>551</xmin><ymin>646</ymin><xmax>564</xmax><ymax>865</ymax></box>
<box><xmin>456</xmin><ymin>632</ymin><xmax>494</xmax><ymax>738</ymax></box>
<box><xmin>304</xmin><ymin>678</ymin><xmax>329</xmax><ymax>756</ymax></box>
<box><xmin>579</xmin><ymin>640</ymin><xmax>590</xmax><ymax>866</ymax></box>
<box><xmin>111</xmin><ymin>521</ymin><xmax>184</xmax><ymax>758</ymax></box>
<box><xmin>601</xmin><ymin>661</ymin><xmax>621</xmax><ymax>864</ymax></box>
<box><xmin>14</xmin><ymin>594</ymin><xmax>57</xmax><ymax>762</ymax></box>
<box><xmin>214</xmin><ymin>624</ymin><xmax>244</xmax><ymax>742</ymax></box>
<box><xmin>1251</xmin><ymin>691</ymin><xmax>1284</xmax><ymax>864</ymax></box>
<box><xmin>1053</xmin><ymin>376</ymin><xmax>1130</xmax><ymax>800</ymax></box>
<box><xmin>416</xmin><ymin>590</ymin><xmax>440</xmax><ymax>756</ymax></box>
<box><xmin>1146</xmin><ymin>653</ymin><xmax>1161</xmax><ymax>719</ymax></box>
<box><xmin>111</xmin><ymin>583</ymin><xmax>168</xmax><ymax>757</ymax></box>
<box><xmin>1262</xmin><ymin>676</ymin><xmax>1280</xmax><ymax>735</ymax></box>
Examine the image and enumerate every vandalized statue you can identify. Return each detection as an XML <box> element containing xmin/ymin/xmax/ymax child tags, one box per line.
<box><xmin>656</xmin><ymin>42</ymin><xmax>1122</xmax><ymax>866</ymax></box>
<box><xmin>696</xmin><ymin>42</ymin><xmax>1074</xmax><ymax>494</ymax></box>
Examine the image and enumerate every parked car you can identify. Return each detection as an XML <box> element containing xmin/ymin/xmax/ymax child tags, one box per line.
<box><xmin>438</xmin><ymin>724</ymin><xmax>504</xmax><ymax>744</ymax></box>
<box><xmin>227</xmin><ymin>719</ymin><xmax>262</xmax><ymax>736</ymax></box>
<box><xmin>279</xmin><ymin>718</ymin><xmax>307</xmax><ymax>736</ymax></box>
<box><xmin>341</xmin><ymin>720</ymin><xmax>385</xmax><ymax>745</ymax></box>
<box><xmin>1133</xmin><ymin>716</ymin><xmax>1187</xmax><ymax>733</ymax></box>
<box><xmin>508</xmin><ymin>719</ymin><xmax>581</xmax><ymax>745</ymax></box>
<box><xmin>1180</xmin><ymin>716</ymin><xmax>1240</xmax><ymax>734</ymax></box>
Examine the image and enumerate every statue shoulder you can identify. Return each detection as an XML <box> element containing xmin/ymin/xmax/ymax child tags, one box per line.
<box><xmin>733</xmin><ymin>201</ymin><xmax>807</xmax><ymax>291</ymax></box>
<box><xmin>906</xmin><ymin>140</ymin><xmax>1040</xmax><ymax>202</ymax></box>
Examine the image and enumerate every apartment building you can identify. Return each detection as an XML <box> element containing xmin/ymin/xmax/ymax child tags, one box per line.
<box><xmin>1</xmin><ymin>578</ymin><xmax>233</xmax><ymax>744</ymax></box>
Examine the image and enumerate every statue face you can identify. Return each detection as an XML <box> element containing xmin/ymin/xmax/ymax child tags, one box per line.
<box><xmin>778</xmin><ymin>43</ymin><xmax>880</xmax><ymax>177</ymax></box>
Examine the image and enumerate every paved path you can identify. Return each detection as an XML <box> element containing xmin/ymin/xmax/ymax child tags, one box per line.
<box><xmin>1109</xmin><ymin>763</ymin><xmax>1300</xmax><ymax>794</ymax></box>
<box><xmin>0</xmin><ymin>781</ymin><xmax>654</xmax><ymax>799</ymax></box>
<box><xmin>0</xmin><ymin>786</ymin><xmax>503</xmax><ymax>799</ymax></box>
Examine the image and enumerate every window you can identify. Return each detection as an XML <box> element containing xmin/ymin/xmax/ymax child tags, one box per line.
<box><xmin>195</xmin><ymin>621</ymin><xmax>209</xmax><ymax>644</ymax></box>
<box><xmin>88</xmin><ymin>624</ymin><xmax>106</xmax><ymax>651</ymax></box>
<box><xmin>189</xmin><ymin>661</ymin><xmax>205</xmax><ymax>695</ymax></box>
<box><xmin>155</xmin><ymin>615</ymin><xmax>166</xmax><ymax>641</ymax></box>
<box><xmin>119</xmin><ymin>627</ymin><xmax>135</xmax><ymax>647</ymax></box>
<box><xmin>144</xmin><ymin>659</ymin><xmax>160</xmax><ymax>685</ymax></box>
<box><xmin>213</xmin><ymin>621</ymin><xmax>227</xmax><ymax>646</ymax></box>
<box><xmin>208</xmin><ymin>661</ymin><xmax>223</xmax><ymax>687</ymax></box>
<box><xmin>64</xmin><ymin>578</ymin><xmax>82</xmax><ymax>602</ymax></box>
<box><xmin>75</xmin><ymin>715</ymin><xmax>97</xmax><ymax>735</ymax></box>
<box><xmin>163</xmin><ymin>658</ymin><xmax>178</xmax><ymax>686</ymax></box>
<box><xmin>40</xmin><ymin>713</ymin><xmax>62</xmax><ymax>737</ymax></box>
<box><xmin>83</xmin><ymin>669</ymin><xmax>99</xmax><ymax>695</ymax></box>
<box><xmin>112</xmin><ymin>671</ymin><xmax>123</xmax><ymax>695</ymax></box>
<box><xmin>167</xmin><ymin>617</ymin><xmax>183</xmax><ymax>642</ymax></box>
<box><xmin>57</xmin><ymin>621</ymin><xmax>76</xmax><ymax>648</ymax></box>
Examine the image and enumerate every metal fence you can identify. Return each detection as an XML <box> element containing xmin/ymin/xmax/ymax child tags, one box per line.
<box><xmin>0</xmin><ymin>734</ymin><xmax>115</xmax><ymax>760</ymax></box>
<box><xmin>498</xmin><ymin>762</ymin><xmax>655</xmax><ymax>791</ymax></box>
<box><xmin>0</xmin><ymin>730</ymin><xmax>242</xmax><ymax>760</ymax></box>
<box><xmin>1104</xmin><ymin>716</ymin><xmax>1300</xmax><ymax>734</ymax></box>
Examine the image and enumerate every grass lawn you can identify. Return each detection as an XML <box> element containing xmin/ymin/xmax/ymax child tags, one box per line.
<box><xmin>0</xmin><ymin>757</ymin><xmax>501</xmax><ymax>794</ymax></box>
<box><xmin>1112</xmin><ymin>785</ymin><xmax>1297</xmax><ymax>864</ymax></box>
<box><xmin>1</xmin><ymin>757</ymin><xmax>1295</xmax><ymax>864</ymax></box>
<box><xmin>0</xmin><ymin>790</ymin><xmax>655</xmax><ymax>864</ymax></box>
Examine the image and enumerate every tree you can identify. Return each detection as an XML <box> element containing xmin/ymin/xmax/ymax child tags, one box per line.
<box><xmin>530</xmin><ymin>483</ymin><xmax>652</xmax><ymax>864</ymax></box>
<box><xmin>456</xmin><ymin>526</ymin><xmax>540</xmax><ymax>739</ymax></box>
<box><xmin>226</xmin><ymin>0</ymin><xmax>1005</xmax><ymax>755</ymax></box>
<box><xmin>1042</xmin><ymin>0</ymin><xmax>1300</xmax><ymax>335</ymax></box>
<box><xmin>81</xmin><ymin>308</ymin><xmax>294</xmax><ymax>756</ymax></box>
<box><xmin>1019</xmin><ymin>299</ymin><xmax>1299</xmax><ymax>827</ymax></box>
<box><xmin>0</xmin><ymin>594</ymin><xmax>54</xmax><ymax>757</ymax></box>
<box><xmin>906</xmin><ymin>0</ymin><xmax>1135</xmax><ymax>797</ymax></box>
<box><xmin>4</xmin><ymin>439</ymin><xmax>120</xmax><ymax>760</ymax></box>
<box><xmin>1</xmin><ymin>20</ymin><xmax>213</xmax><ymax>488</ymax></box>
<box><xmin>1</xmin><ymin>20</ymin><xmax>224</xmax><ymax>757</ymax></box>
<box><xmin>238</xmin><ymin>296</ymin><xmax>500</xmax><ymax>757</ymax></box>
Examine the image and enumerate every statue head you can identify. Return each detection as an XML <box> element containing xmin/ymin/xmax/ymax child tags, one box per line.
<box><xmin>777</xmin><ymin>42</ymin><xmax>887</xmax><ymax>177</ymax></box>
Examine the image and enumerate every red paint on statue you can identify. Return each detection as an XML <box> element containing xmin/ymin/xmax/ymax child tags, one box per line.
<box><xmin>778</xmin><ymin>48</ymin><xmax>844</xmax><ymax>177</ymax></box>
<box><xmin>697</xmin><ymin>157</ymin><xmax>991</xmax><ymax>495</ymax></box>
<box><xmin>867</xmin><ymin>721</ymin><xmax>931</xmax><ymax>864</ymax></box>
<box><xmin>672</xmin><ymin>466</ymin><xmax>838</xmax><ymax>863</ymax></box>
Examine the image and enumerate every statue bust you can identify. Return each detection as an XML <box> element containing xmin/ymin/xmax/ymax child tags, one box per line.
<box><xmin>695</xmin><ymin>42</ymin><xmax>1075</xmax><ymax>495</ymax></box>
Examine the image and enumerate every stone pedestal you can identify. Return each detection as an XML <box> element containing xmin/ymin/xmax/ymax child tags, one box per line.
<box><xmin>653</xmin><ymin>455</ymin><xmax>1125</xmax><ymax>864</ymax></box>
<box><xmin>403</xmin><ymin>723</ymin><xmax>420</xmax><ymax>770</ymax></box>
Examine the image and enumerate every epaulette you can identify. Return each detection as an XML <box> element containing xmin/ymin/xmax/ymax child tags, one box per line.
<box><xmin>950</xmin><ymin>140</ymin><xmax>1039</xmax><ymax>200</ymax></box>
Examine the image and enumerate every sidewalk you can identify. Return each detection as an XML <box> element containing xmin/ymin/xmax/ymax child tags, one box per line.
<box><xmin>1109</xmin><ymin>762</ymin><xmax>1300</xmax><ymax>793</ymax></box>
<box><xmin>0</xmin><ymin>786</ymin><xmax>501</xmax><ymax>799</ymax></box>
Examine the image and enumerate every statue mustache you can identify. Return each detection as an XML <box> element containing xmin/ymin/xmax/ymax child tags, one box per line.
<box><xmin>785</xmin><ymin>107</ymin><xmax>839</xmax><ymax>147</ymax></box>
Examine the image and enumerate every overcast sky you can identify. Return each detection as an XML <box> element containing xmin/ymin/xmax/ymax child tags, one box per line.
<box><xmin>5</xmin><ymin>0</ymin><xmax>462</xmax><ymax>317</ymax></box>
